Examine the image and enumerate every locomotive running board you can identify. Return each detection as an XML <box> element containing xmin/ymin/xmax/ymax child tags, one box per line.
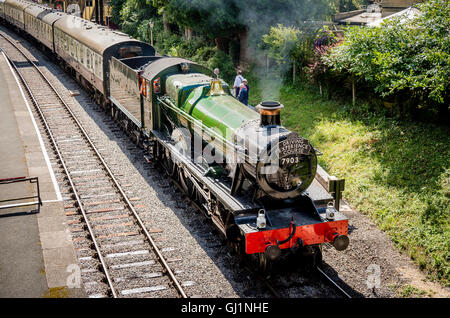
<box><xmin>151</xmin><ymin>130</ymin><xmax>334</xmax><ymax>212</ymax></box>
<box><xmin>151</xmin><ymin>130</ymin><xmax>259</xmax><ymax>213</ymax></box>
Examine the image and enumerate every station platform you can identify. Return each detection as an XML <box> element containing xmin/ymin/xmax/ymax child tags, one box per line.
<box><xmin>0</xmin><ymin>51</ymin><xmax>84</xmax><ymax>297</ymax></box>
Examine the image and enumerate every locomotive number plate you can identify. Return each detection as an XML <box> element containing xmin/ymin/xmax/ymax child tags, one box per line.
<box><xmin>280</xmin><ymin>156</ymin><xmax>302</xmax><ymax>167</ymax></box>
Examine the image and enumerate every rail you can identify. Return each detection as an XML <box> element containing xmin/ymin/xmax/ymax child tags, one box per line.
<box><xmin>0</xmin><ymin>31</ymin><xmax>187</xmax><ymax>298</ymax></box>
<box><xmin>316</xmin><ymin>266</ymin><xmax>352</xmax><ymax>298</ymax></box>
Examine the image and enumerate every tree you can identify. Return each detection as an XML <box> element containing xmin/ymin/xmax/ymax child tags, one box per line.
<box><xmin>164</xmin><ymin>0</ymin><xmax>243</xmax><ymax>51</ymax></box>
<box><xmin>112</xmin><ymin>0</ymin><xmax>367</xmax><ymax>65</ymax></box>
<box><xmin>151</xmin><ymin>0</ymin><xmax>170</xmax><ymax>31</ymax></box>
<box><xmin>110</xmin><ymin>0</ymin><xmax>127</xmax><ymax>26</ymax></box>
<box><xmin>325</xmin><ymin>0</ymin><xmax>449</xmax><ymax>118</ymax></box>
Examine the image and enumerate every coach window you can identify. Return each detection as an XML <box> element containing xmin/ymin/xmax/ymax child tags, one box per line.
<box><xmin>80</xmin><ymin>46</ymin><xmax>84</xmax><ymax>64</ymax></box>
<box><xmin>86</xmin><ymin>51</ymin><xmax>91</xmax><ymax>70</ymax></box>
<box><xmin>93</xmin><ymin>54</ymin><xmax>96</xmax><ymax>74</ymax></box>
<box><xmin>74</xmin><ymin>41</ymin><xmax>79</xmax><ymax>61</ymax></box>
<box><xmin>93</xmin><ymin>54</ymin><xmax>96</xmax><ymax>75</ymax></box>
<box><xmin>99</xmin><ymin>56</ymin><xmax>103</xmax><ymax>78</ymax></box>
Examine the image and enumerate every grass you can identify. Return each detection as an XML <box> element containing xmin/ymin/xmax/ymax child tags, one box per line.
<box><xmin>247</xmin><ymin>76</ymin><xmax>450</xmax><ymax>286</ymax></box>
<box><xmin>399</xmin><ymin>285</ymin><xmax>429</xmax><ymax>298</ymax></box>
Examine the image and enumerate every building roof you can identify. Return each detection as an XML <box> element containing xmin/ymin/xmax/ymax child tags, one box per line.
<box><xmin>366</xmin><ymin>6</ymin><xmax>422</xmax><ymax>27</ymax></box>
<box><xmin>333</xmin><ymin>0</ymin><xmax>421</xmax><ymax>26</ymax></box>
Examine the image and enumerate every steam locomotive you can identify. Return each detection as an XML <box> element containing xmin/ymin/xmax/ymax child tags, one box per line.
<box><xmin>1</xmin><ymin>0</ymin><xmax>349</xmax><ymax>270</ymax></box>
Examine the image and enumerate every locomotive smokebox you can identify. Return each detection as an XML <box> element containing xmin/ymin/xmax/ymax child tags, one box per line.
<box><xmin>256</xmin><ymin>101</ymin><xmax>284</xmax><ymax>127</ymax></box>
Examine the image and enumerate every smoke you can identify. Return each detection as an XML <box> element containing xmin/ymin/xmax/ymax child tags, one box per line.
<box><xmin>165</xmin><ymin>0</ymin><xmax>332</xmax><ymax>101</ymax></box>
<box><xmin>232</xmin><ymin>0</ymin><xmax>329</xmax><ymax>102</ymax></box>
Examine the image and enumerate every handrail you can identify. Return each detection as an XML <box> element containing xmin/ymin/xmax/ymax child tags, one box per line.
<box><xmin>0</xmin><ymin>176</ymin><xmax>42</xmax><ymax>210</ymax></box>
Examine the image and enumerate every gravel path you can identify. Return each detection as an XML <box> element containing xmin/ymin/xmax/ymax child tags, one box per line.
<box><xmin>321</xmin><ymin>202</ymin><xmax>449</xmax><ymax>297</ymax></box>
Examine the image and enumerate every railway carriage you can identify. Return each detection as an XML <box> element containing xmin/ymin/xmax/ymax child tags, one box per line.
<box><xmin>23</xmin><ymin>4</ymin><xmax>65</xmax><ymax>51</ymax></box>
<box><xmin>4</xmin><ymin>0</ymin><xmax>31</xmax><ymax>29</ymax></box>
<box><xmin>0</xmin><ymin>0</ymin><xmax>6</xmax><ymax>21</ymax></box>
<box><xmin>53</xmin><ymin>15</ymin><xmax>155</xmax><ymax>102</ymax></box>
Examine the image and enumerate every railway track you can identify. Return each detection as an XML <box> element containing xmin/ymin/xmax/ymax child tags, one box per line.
<box><xmin>316</xmin><ymin>266</ymin><xmax>352</xmax><ymax>298</ymax></box>
<box><xmin>250</xmin><ymin>264</ymin><xmax>352</xmax><ymax>298</ymax></box>
<box><xmin>0</xmin><ymin>31</ymin><xmax>189</xmax><ymax>298</ymax></box>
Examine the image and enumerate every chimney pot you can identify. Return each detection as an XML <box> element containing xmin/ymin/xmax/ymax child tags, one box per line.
<box><xmin>256</xmin><ymin>101</ymin><xmax>284</xmax><ymax>126</ymax></box>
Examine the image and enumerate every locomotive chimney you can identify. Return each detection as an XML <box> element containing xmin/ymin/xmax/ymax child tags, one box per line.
<box><xmin>255</xmin><ymin>101</ymin><xmax>284</xmax><ymax>127</ymax></box>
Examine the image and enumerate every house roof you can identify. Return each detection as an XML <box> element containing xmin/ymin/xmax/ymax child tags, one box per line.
<box><xmin>366</xmin><ymin>6</ymin><xmax>422</xmax><ymax>27</ymax></box>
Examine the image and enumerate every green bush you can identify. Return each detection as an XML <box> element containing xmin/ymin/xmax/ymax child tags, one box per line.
<box><xmin>324</xmin><ymin>0</ymin><xmax>449</xmax><ymax>120</ymax></box>
<box><xmin>261</xmin><ymin>24</ymin><xmax>317</xmax><ymax>79</ymax></box>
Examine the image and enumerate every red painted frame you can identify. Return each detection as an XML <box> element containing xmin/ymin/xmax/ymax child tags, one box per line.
<box><xmin>245</xmin><ymin>219</ymin><xmax>348</xmax><ymax>254</ymax></box>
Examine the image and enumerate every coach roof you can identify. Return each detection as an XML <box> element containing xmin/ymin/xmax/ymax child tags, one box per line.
<box><xmin>5</xmin><ymin>0</ymin><xmax>32</xmax><ymax>11</ymax></box>
<box><xmin>53</xmin><ymin>15</ymin><xmax>144</xmax><ymax>54</ymax></box>
<box><xmin>24</xmin><ymin>3</ymin><xmax>52</xmax><ymax>18</ymax></box>
<box><xmin>40</xmin><ymin>10</ymin><xmax>65</xmax><ymax>25</ymax></box>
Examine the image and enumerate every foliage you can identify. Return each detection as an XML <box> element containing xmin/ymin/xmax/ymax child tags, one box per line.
<box><xmin>399</xmin><ymin>285</ymin><xmax>428</xmax><ymax>298</ymax></box>
<box><xmin>164</xmin><ymin>0</ymin><xmax>242</xmax><ymax>39</ymax></box>
<box><xmin>261</xmin><ymin>25</ymin><xmax>303</xmax><ymax>67</ymax></box>
<box><xmin>153</xmin><ymin>30</ymin><xmax>236</xmax><ymax>83</ymax></box>
<box><xmin>113</xmin><ymin>0</ymin><xmax>365</xmax><ymax>50</ymax></box>
<box><xmin>324</xmin><ymin>0</ymin><xmax>450</xmax><ymax>119</ymax></box>
<box><xmin>119</xmin><ymin>0</ymin><xmax>158</xmax><ymax>40</ymax></box>
<box><xmin>110</xmin><ymin>0</ymin><xmax>126</xmax><ymax>26</ymax></box>
<box><xmin>267</xmin><ymin>81</ymin><xmax>450</xmax><ymax>287</ymax></box>
<box><xmin>306</xmin><ymin>26</ymin><xmax>343</xmax><ymax>86</ymax></box>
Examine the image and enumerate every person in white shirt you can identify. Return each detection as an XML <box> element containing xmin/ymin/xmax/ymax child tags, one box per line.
<box><xmin>233</xmin><ymin>70</ymin><xmax>244</xmax><ymax>97</ymax></box>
